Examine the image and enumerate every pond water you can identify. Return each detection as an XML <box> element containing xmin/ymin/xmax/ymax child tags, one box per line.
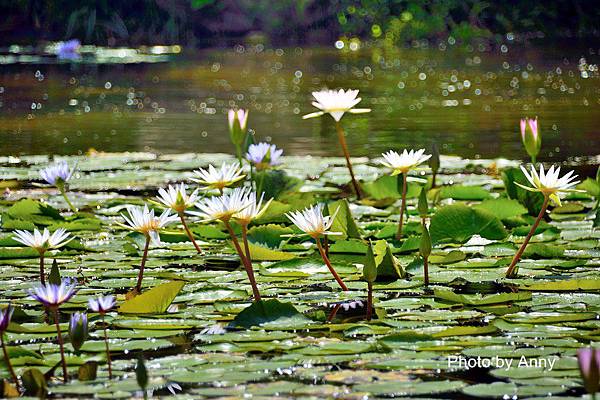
<box><xmin>1</xmin><ymin>43</ymin><xmax>599</xmax><ymax>160</ymax></box>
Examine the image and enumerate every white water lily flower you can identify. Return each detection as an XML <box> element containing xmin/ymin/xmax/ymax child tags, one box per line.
<box><xmin>193</xmin><ymin>187</ymin><xmax>252</xmax><ymax>222</ymax></box>
<box><xmin>380</xmin><ymin>149</ymin><xmax>432</xmax><ymax>175</ymax></box>
<box><xmin>234</xmin><ymin>191</ymin><xmax>272</xmax><ymax>225</ymax></box>
<box><xmin>156</xmin><ymin>183</ymin><xmax>200</xmax><ymax>214</ymax></box>
<box><xmin>303</xmin><ymin>89</ymin><xmax>371</xmax><ymax>121</ymax></box>
<box><xmin>516</xmin><ymin>164</ymin><xmax>581</xmax><ymax>206</ymax></box>
<box><xmin>13</xmin><ymin>228</ymin><xmax>72</xmax><ymax>253</ymax></box>
<box><xmin>118</xmin><ymin>204</ymin><xmax>178</xmax><ymax>245</ymax></box>
<box><xmin>286</xmin><ymin>203</ymin><xmax>341</xmax><ymax>239</ymax></box>
<box><xmin>246</xmin><ymin>142</ymin><xmax>283</xmax><ymax>169</ymax></box>
<box><xmin>191</xmin><ymin>162</ymin><xmax>245</xmax><ymax>191</ymax></box>
<box><xmin>40</xmin><ymin>161</ymin><xmax>75</xmax><ymax>186</ymax></box>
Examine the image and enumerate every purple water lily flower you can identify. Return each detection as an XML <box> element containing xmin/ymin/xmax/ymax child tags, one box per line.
<box><xmin>246</xmin><ymin>142</ymin><xmax>283</xmax><ymax>169</ymax></box>
<box><xmin>88</xmin><ymin>295</ymin><xmax>116</xmax><ymax>314</ymax></box>
<box><xmin>56</xmin><ymin>39</ymin><xmax>81</xmax><ymax>60</ymax></box>
<box><xmin>69</xmin><ymin>312</ymin><xmax>88</xmax><ymax>352</ymax></box>
<box><xmin>0</xmin><ymin>304</ymin><xmax>14</xmax><ymax>332</ymax></box>
<box><xmin>577</xmin><ymin>347</ymin><xmax>600</xmax><ymax>396</ymax></box>
<box><xmin>40</xmin><ymin>161</ymin><xmax>75</xmax><ymax>186</ymax></box>
<box><xmin>29</xmin><ymin>279</ymin><xmax>77</xmax><ymax>308</ymax></box>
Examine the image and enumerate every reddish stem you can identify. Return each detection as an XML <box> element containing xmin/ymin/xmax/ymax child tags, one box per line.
<box><xmin>179</xmin><ymin>213</ymin><xmax>202</xmax><ymax>253</ymax></box>
<box><xmin>224</xmin><ymin>221</ymin><xmax>262</xmax><ymax>301</ymax></box>
<box><xmin>423</xmin><ymin>256</ymin><xmax>430</xmax><ymax>286</ymax></box>
<box><xmin>135</xmin><ymin>235</ymin><xmax>151</xmax><ymax>293</ymax></box>
<box><xmin>52</xmin><ymin>307</ymin><xmax>68</xmax><ymax>383</ymax></box>
<box><xmin>39</xmin><ymin>252</ymin><xmax>46</xmax><ymax>285</ymax></box>
<box><xmin>1</xmin><ymin>333</ymin><xmax>19</xmax><ymax>387</ymax></box>
<box><xmin>315</xmin><ymin>238</ymin><xmax>348</xmax><ymax>291</ymax></box>
<box><xmin>366</xmin><ymin>281</ymin><xmax>373</xmax><ymax>321</ymax></box>
<box><xmin>335</xmin><ymin>122</ymin><xmax>362</xmax><ymax>199</ymax></box>
<box><xmin>101</xmin><ymin>313</ymin><xmax>113</xmax><ymax>379</ymax></box>
<box><xmin>506</xmin><ymin>195</ymin><xmax>550</xmax><ymax>278</ymax></box>
<box><xmin>396</xmin><ymin>173</ymin><xmax>407</xmax><ymax>240</ymax></box>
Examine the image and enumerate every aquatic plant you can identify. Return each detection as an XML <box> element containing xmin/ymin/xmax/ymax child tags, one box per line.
<box><xmin>191</xmin><ymin>162</ymin><xmax>246</xmax><ymax>194</ymax></box>
<box><xmin>233</xmin><ymin>191</ymin><xmax>272</xmax><ymax>271</ymax></box>
<box><xmin>89</xmin><ymin>295</ymin><xmax>117</xmax><ymax>379</ymax></box>
<box><xmin>156</xmin><ymin>183</ymin><xmax>203</xmax><ymax>253</ymax></box>
<box><xmin>0</xmin><ymin>304</ymin><xmax>18</xmax><ymax>387</ymax></box>
<box><xmin>577</xmin><ymin>347</ymin><xmax>600</xmax><ymax>399</ymax></box>
<box><xmin>303</xmin><ymin>89</ymin><xmax>370</xmax><ymax>199</ymax></box>
<box><xmin>287</xmin><ymin>204</ymin><xmax>347</xmax><ymax>290</ymax></box>
<box><xmin>118</xmin><ymin>205</ymin><xmax>178</xmax><ymax>293</ymax></box>
<box><xmin>362</xmin><ymin>242</ymin><xmax>377</xmax><ymax>321</ymax></box>
<box><xmin>228</xmin><ymin>109</ymin><xmax>249</xmax><ymax>164</ymax></box>
<box><xmin>419</xmin><ymin>224</ymin><xmax>432</xmax><ymax>286</ymax></box>
<box><xmin>68</xmin><ymin>312</ymin><xmax>88</xmax><ymax>352</ymax></box>
<box><xmin>194</xmin><ymin>188</ymin><xmax>262</xmax><ymax>301</ymax></box>
<box><xmin>506</xmin><ymin>164</ymin><xmax>581</xmax><ymax>278</ymax></box>
<box><xmin>520</xmin><ymin>117</ymin><xmax>541</xmax><ymax>164</ymax></box>
<box><xmin>246</xmin><ymin>142</ymin><xmax>283</xmax><ymax>170</ymax></box>
<box><xmin>13</xmin><ymin>228</ymin><xmax>72</xmax><ymax>284</ymax></box>
<box><xmin>29</xmin><ymin>279</ymin><xmax>78</xmax><ymax>382</ymax></box>
<box><xmin>380</xmin><ymin>149</ymin><xmax>432</xmax><ymax>239</ymax></box>
<box><xmin>429</xmin><ymin>143</ymin><xmax>440</xmax><ymax>188</ymax></box>
<box><xmin>40</xmin><ymin>161</ymin><xmax>77</xmax><ymax>212</ymax></box>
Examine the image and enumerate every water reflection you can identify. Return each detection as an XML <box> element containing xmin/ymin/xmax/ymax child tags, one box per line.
<box><xmin>0</xmin><ymin>44</ymin><xmax>598</xmax><ymax>160</ymax></box>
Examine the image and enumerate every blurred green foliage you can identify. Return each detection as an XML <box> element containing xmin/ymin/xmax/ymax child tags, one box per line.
<box><xmin>0</xmin><ymin>0</ymin><xmax>598</xmax><ymax>46</ymax></box>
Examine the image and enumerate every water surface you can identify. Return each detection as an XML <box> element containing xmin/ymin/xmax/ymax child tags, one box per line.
<box><xmin>1</xmin><ymin>44</ymin><xmax>598</xmax><ymax>160</ymax></box>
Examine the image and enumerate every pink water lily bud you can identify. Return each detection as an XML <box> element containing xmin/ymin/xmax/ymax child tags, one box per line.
<box><xmin>577</xmin><ymin>347</ymin><xmax>600</xmax><ymax>396</ymax></box>
<box><xmin>520</xmin><ymin>117</ymin><xmax>541</xmax><ymax>163</ymax></box>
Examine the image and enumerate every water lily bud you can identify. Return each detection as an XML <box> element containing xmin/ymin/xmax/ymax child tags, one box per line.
<box><xmin>418</xmin><ymin>187</ymin><xmax>428</xmax><ymax>219</ymax></box>
<box><xmin>136</xmin><ymin>355</ymin><xmax>148</xmax><ymax>391</ymax></box>
<box><xmin>69</xmin><ymin>312</ymin><xmax>88</xmax><ymax>352</ymax></box>
<box><xmin>577</xmin><ymin>347</ymin><xmax>600</xmax><ymax>396</ymax></box>
<box><xmin>419</xmin><ymin>225</ymin><xmax>432</xmax><ymax>258</ymax></box>
<box><xmin>228</xmin><ymin>109</ymin><xmax>248</xmax><ymax>148</ymax></box>
<box><xmin>520</xmin><ymin>117</ymin><xmax>541</xmax><ymax>163</ymax></box>
<box><xmin>362</xmin><ymin>241</ymin><xmax>378</xmax><ymax>283</ymax></box>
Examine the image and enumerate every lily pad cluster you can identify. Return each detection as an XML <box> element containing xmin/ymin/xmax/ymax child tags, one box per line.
<box><xmin>0</xmin><ymin>151</ymin><xmax>598</xmax><ymax>398</ymax></box>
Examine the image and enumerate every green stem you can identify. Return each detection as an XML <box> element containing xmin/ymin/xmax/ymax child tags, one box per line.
<box><xmin>224</xmin><ymin>221</ymin><xmax>261</xmax><ymax>301</ymax></box>
<box><xmin>506</xmin><ymin>195</ymin><xmax>549</xmax><ymax>278</ymax></box>
<box><xmin>315</xmin><ymin>238</ymin><xmax>348</xmax><ymax>291</ymax></box>
<box><xmin>39</xmin><ymin>252</ymin><xmax>46</xmax><ymax>285</ymax></box>
<box><xmin>396</xmin><ymin>173</ymin><xmax>407</xmax><ymax>240</ymax></box>
<box><xmin>335</xmin><ymin>122</ymin><xmax>362</xmax><ymax>199</ymax></box>
<box><xmin>101</xmin><ymin>313</ymin><xmax>113</xmax><ymax>379</ymax></box>
<box><xmin>59</xmin><ymin>186</ymin><xmax>77</xmax><ymax>213</ymax></box>
<box><xmin>135</xmin><ymin>235</ymin><xmax>151</xmax><ymax>293</ymax></box>
<box><xmin>1</xmin><ymin>333</ymin><xmax>19</xmax><ymax>388</ymax></box>
<box><xmin>52</xmin><ymin>307</ymin><xmax>68</xmax><ymax>383</ymax></box>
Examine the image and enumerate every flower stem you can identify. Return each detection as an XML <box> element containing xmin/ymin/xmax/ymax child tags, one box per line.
<box><xmin>506</xmin><ymin>195</ymin><xmax>550</xmax><ymax>278</ymax></box>
<box><xmin>39</xmin><ymin>252</ymin><xmax>46</xmax><ymax>285</ymax></box>
<box><xmin>335</xmin><ymin>122</ymin><xmax>362</xmax><ymax>199</ymax></box>
<box><xmin>315</xmin><ymin>238</ymin><xmax>348</xmax><ymax>291</ymax></box>
<box><xmin>179</xmin><ymin>213</ymin><xmax>202</xmax><ymax>254</ymax></box>
<box><xmin>101</xmin><ymin>313</ymin><xmax>113</xmax><ymax>379</ymax></box>
<box><xmin>1</xmin><ymin>333</ymin><xmax>19</xmax><ymax>388</ymax></box>
<box><xmin>366</xmin><ymin>281</ymin><xmax>373</xmax><ymax>321</ymax></box>
<box><xmin>135</xmin><ymin>235</ymin><xmax>151</xmax><ymax>293</ymax></box>
<box><xmin>52</xmin><ymin>307</ymin><xmax>68</xmax><ymax>383</ymax></box>
<box><xmin>59</xmin><ymin>187</ymin><xmax>77</xmax><ymax>213</ymax></box>
<box><xmin>240</xmin><ymin>224</ymin><xmax>252</xmax><ymax>265</ymax></box>
<box><xmin>423</xmin><ymin>256</ymin><xmax>430</xmax><ymax>286</ymax></box>
<box><xmin>224</xmin><ymin>221</ymin><xmax>261</xmax><ymax>301</ymax></box>
<box><xmin>396</xmin><ymin>173</ymin><xmax>407</xmax><ymax>240</ymax></box>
